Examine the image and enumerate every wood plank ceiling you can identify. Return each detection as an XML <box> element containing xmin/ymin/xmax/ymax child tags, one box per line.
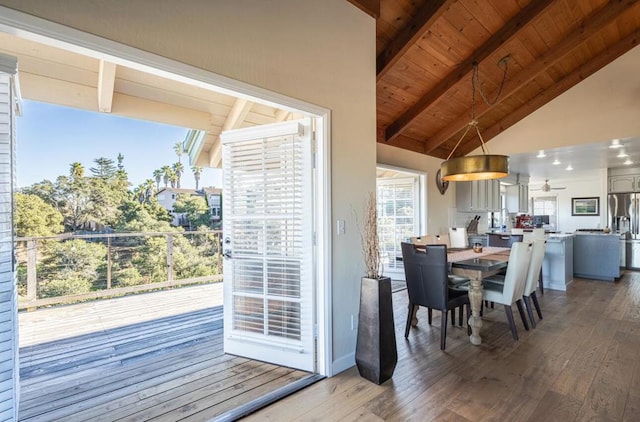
<box><xmin>356</xmin><ymin>0</ymin><xmax>640</xmax><ymax>160</ymax></box>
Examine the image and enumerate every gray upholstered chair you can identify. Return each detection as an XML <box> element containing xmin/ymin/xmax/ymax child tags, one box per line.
<box><xmin>401</xmin><ymin>243</ymin><xmax>470</xmax><ymax>350</ymax></box>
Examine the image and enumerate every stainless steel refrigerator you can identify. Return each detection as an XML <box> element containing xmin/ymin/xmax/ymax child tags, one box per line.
<box><xmin>608</xmin><ymin>193</ymin><xmax>636</xmax><ymax>268</ymax></box>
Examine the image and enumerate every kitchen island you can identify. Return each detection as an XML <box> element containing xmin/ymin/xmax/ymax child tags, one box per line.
<box><xmin>573</xmin><ymin>232</ymin><xmax>624</xmax><ymax>282</ymax></box>
<box><xmin>542</xmin><ymin>234</ymin><xmax>574</xmax><ymax>291</ymax></box>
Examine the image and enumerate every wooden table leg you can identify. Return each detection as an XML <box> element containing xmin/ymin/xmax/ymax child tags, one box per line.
<box><xmin>467</xmin><ymin>277</ymin><xmax>484</xmax><ymax>345</ymax></box>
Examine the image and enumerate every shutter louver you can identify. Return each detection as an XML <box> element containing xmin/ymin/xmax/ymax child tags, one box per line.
<box><xmin>223</xmin><ymin>120</ymin><xmax>313</xmax><ymax>362</ymax></box>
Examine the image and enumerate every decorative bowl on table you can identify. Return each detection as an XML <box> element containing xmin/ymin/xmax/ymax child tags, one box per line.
<box><xmin>472</xmin><ymin>243</ymin><xmax>483</xmax><ymax>253</ymax></box>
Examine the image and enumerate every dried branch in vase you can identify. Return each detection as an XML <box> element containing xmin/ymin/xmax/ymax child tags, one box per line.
<box><xmin>359</xmin><ymin>192</ymin><xmax>381</xmax><ymax>279</ymax></box>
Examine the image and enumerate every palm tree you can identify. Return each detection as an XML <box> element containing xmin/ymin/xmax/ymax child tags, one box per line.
<box><xmin>172</xmin><ymin>162</ymin><xmax>184</xmax><ymax>189</ymax></box>
<box><xmin>153</xmin><ymin>169</ymin><xmax>163</xmax><ymax>191</ymax></box>
<box><xmin>192</xmin><ymin>166</ymin><xmax>202</xmax><ymax>190</ymax></box>
<box><xmin>169</xmin><ymin>170</ymin><xmax>178</xmax><ymax>188</ymax></box>
<box><xmin>144</xmin><ymin>179</ymin><xmax>155</xmax><ymax>201</ymax></box>
<box><xmin>174</xmin><ymin>142</ymin><xmax>184</xmax><ymax>164</ymax></box>
<box><xmin>161</xmin><ymin>165</ymin><xmax>172</xmax><ymax>188</ymax></box>
<box><xmin>69</xmin><ymin>162</ymin><xmax>84</xmax><ymax>181</ymax></box>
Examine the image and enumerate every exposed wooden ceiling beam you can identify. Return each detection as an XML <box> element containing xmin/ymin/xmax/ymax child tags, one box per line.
<box><xmin>455</xmin><ymin>27</ymin><xmax>640</xmax><ymax>157</ymax></box>
<box><xmin>380</xmin><ymin>134</ymin><xmax>427</xmax><ymax>155</ymax></box>
<box><xmin>376</xmin><ymin>0</ymin><xmax>452</xmax><ymax>80</ymax></box>
<box><xmin>423</xmin><ymin>0</ymin><xmax>637</xmax><ymax>154</ymax></box>
<box><xmin>97</xmin><ymin>60</ymin><xmax>116</xmax><ymax>113</ymax></box>
<box><xmin>384</xmin><ymin>0</ymin><xmax>555</xmax><ymax>144</ymax></box>
<box><xmin>208</xmin><ymin>98</ymin><xmax>254</xmax><ymax>168</ymax></box>
<box><xmin>346</xmin><ymin>0</ymin><xmax>380</xmax><ymax>18</ymax></box>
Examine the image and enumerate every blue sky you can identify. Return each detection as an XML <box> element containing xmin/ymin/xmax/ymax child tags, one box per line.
<box><xmin>16</xmin><ymin>100</ymin><xmax>222</xmax><ymax>189</ymax></box>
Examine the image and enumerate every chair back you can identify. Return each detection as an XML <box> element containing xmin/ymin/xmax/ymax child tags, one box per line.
<box><xmin>401</xmin><ymin>243</ymin><xmax>449</xmax><ymax>310</ymax></box>
<box><xmin>500</xmin><ymin>242</ymin><xmax>532</xmax><ymax>304</ymax></box>
<box><xmin>410</xmin><ymin>235</ymin><xmax>429</xmax><ymax>245</ymax></box>
<box><xmin>448</xmin><ymin>227</ymin><xmax>468</xmax><ymax>248</ymax></box>
<box><xmin>524</xmin><ymin>240</ymin><xmax>546</xmax><ymax>296</ymax></box>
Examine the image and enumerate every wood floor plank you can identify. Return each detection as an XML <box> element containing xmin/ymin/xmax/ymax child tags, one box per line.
<box><xmin>247</xmin><ymin>274</ymin><xmax>640</xmax><ymax>422</ymax></box>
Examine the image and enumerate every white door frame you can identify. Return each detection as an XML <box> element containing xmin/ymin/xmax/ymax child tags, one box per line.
<box><xmin>0</xmin><ymin>7</ymin><xmax>333</xmax><ymax>376</ymax></box>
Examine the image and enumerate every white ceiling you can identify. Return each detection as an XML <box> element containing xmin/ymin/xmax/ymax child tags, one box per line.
<box><xmin>508</xmin><ymin>136</ymin><xmax>640</xmax><ymax>184</ymax></box>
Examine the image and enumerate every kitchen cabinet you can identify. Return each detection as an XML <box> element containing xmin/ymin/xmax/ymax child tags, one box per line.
<box><xmin>608</xmin><ymin>175</ymin><xmax>640</xmax><ymax>193</ymax></box>
<box><xmin>456</xmin><ymin>180</ymin><xmax>500</xmax><ymax>212</ymax></box>
<box><xmin>506</xmin><ymin>184</ymin><xmax>529</xmax><ymax>213</ymax></box>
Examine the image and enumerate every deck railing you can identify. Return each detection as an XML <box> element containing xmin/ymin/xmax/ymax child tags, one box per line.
<box><xmin>15</xmin><ymin>230</ymin><xmax>223</xmax><ymax>310</ymax></box>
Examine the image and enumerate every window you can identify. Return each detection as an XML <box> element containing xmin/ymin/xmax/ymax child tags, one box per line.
<box><xmin>377</xmin><ymin>175</ymin><xmax>420</xmax><ymax>272</ymax></box>
<box><xmin>531</xmin><ymin>196</ymin><xmax>558</xmax><ymax>229</ymax></box>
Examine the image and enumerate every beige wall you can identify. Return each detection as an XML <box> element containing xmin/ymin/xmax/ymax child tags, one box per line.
<box><xmin>0</xmin><ymin>0</ymin><xmax>377</xmax><ymax>374</ymax></box>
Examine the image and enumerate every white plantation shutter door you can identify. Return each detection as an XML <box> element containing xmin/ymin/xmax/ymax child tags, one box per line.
<box><xmin>0</xmin><ymin>54</ymin><xmax>18</xmax><ymax>421</ymax></box>
<box><xmin>221</xmin><ymin>119</ymin><xmax>314</xmax><ymax>372</ymax></box>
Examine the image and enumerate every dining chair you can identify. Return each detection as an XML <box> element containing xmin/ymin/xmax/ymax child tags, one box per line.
<box><xmin>401</xmin><ymin>243</ymin><xmax>470</xmax><ymax>350</ymax></box>
<box><xmin>481</xmin><ymin>242</ymin><xmax>532</xmax><ymax>340</ymax></box>
<box><xmin>411</xmin><ymin>235</ymin><xmax>469</xmax><ymax>326</ymax></box>
<box><xmin>448</xmin><ymin>227</ymin><xmax>468</xmax><ymax>248</ymax></box>
<box><xmin>410</xmin><ymin>235</ymin><xmax>430</xmax><ymax>245</ymax></box>
<box><xmin>522</xmin><ymin>239</ymin><xmax>546</xmax><ymax>327</ymax></box>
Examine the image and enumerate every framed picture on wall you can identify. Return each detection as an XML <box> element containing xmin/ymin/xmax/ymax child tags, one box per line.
<box><xmin>571</xmin><ymin>197</ymin><xmax>599</xmax><ymax>216</ymax></box>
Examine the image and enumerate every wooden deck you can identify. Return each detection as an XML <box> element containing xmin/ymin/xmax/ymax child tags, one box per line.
<box><xmin>18</xmin><ymin>284</ymin><xmax>312</xmax><ymax>421</ymax></box>
<box><xmin>247</xmin><ymin>273</ymin><xmax>640</xmax><ymax>421</ymax></box>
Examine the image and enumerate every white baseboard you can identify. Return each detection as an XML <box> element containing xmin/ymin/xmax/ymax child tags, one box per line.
<box><xmin>331</xmin><ymin>352</ymin><xmax>355</xmax><ymax>376</ymax></box>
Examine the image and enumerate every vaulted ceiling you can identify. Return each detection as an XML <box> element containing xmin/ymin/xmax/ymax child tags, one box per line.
<box><xmin>349</xmin><ymin>0</ymin><xmax>640</xmax><ymax>160</ymax></box>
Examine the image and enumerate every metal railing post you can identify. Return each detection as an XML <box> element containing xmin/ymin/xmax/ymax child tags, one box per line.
<box><xmin>166</xmin><ymin>234</ymin><xmax>174</xmax><ymax>282</ymax></box>
<box><xmin>26</xmin><ymin>239</ymin><xmax>37</xmax><ymax>307</ymax></box>
<box><xmin>107</xmin><ymin>236</ymin><xmax>112</xmax><ymax>289</ymax></box>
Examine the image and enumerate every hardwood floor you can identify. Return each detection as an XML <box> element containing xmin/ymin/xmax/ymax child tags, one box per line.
<box><xmin>18</xmin><ymin>284</ymin><xmax>312</xmax><ymax>421</ymax></box>
<box><xmin>245</xmin><ymin>272</ymin><xmax>640</xmax><ymax>421</ymax></box>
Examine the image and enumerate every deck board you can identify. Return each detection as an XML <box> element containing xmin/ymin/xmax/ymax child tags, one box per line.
<box><xmin>18</xmin><ymin>283</ymin><xmax>312</xmax><ymax>421</ymax></box>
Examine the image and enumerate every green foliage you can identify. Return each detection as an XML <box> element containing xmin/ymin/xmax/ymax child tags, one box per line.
<box><xmin>173</xmin><ymin>194</ymin><xmax>211</xmax><ymax>230</ymax></box>
<box><xmin>39</xmin><ymin>239</ymin><xmax>107</xmax><ymax>285</ymax></box>
<box><xmin>14</xmin><ymin>193</ymin><xmax>64</xmax><ymax>237</ymax></box>
<box><xmin>41</xmin><ymin>276</ymin><xmax>92</xmax><ymax>298</ymax></box>
<box><xmin>114</xmin><ymin>267</ymin><xmax>144</xmax><ymax>287</ymax></box>
<box><xmin>90</xmin><ymin>157</ymin><xmax>117</xmax><ymax>179</ymax></box>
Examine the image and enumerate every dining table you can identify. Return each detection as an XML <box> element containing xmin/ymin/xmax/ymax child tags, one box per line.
<box><xmin>449</xmin><ymin>246</ymin><xmax>511</xmax><ymax>345</ymax></box>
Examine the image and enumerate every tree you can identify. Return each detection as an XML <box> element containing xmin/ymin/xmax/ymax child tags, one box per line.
<box><xmin>14</xmin><ymin>193</ymin><xmax>64</xmax><ymax>237</ymax></box>
<box><xmin>169</xmin><ymin>170</ymin><xmax>177</xmax><ymax>188</ymax></box>
<box><xmin>21</xmin><ymin>180</ymin><xmax>56</xmax><ymax>207</ymax></box>
<box><xmin>172</xmin><ymin>162</ymin><xmax>184</xmax><ymax>188</ymax></box>
<box><xmin>153</xmin><ymin>169</ymin><xmax>163</xmax><ymax>191</ymax></box>
<box><xmin>117</xmin><ymin>153</ymin><xmax>125</xmax><ymax>171</ymax></box>
<box><xmin>69</xmin><ymin>162</ymin><xmax>84</xmax><ymax>181</ymax></box>
<box><xmin>56</xmin><ymin>173</ymin><xmax>91</xmax><ymax>231</ymax></box>
<box><xmin>173</xmin><ymin>194</ymin><xmax>210</xmax><ymax>230</ymax></box>
<box><xmin>90</xmin><ymin>157</ymin><xmax>117</xmax><ymax>179</ymax></box>
<box><xmin>144</xmin><ymin>179</ymin><xmax>155</xmax><ymax>202</ymax></box>
<box><xmin>161</xmin><ymin>165</ymin><xmax>172</xmax><ymax>188</ymax></box>
<box><xmin>174</xmin><ymin>142</ymin><xmax>183</xmax><ymax>164</ymax></box>
<box><xmin>192</xmin><ymin>166</ymin><xmax>202</xmax><ymax>190</ymax></box>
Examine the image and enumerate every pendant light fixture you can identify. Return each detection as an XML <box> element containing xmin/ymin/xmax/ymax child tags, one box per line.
<box><xmin>441</xmin><ymin>58</ymin><xmax>510</xmax><ymax>182</ymax></box>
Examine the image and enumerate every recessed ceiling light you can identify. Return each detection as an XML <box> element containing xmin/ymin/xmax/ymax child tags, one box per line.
<box><xmin>536</xmin><ymin>150</ymin><xmax>546</xmax><ymax>158</ymax></box>
<box><xmin>617</xmin><ymin>150</ymin><xmax>628</xmax><ymax>158</ymax></box>
<box><xmin>609</xmin><ymin>139</ymin><xmax>622</xmax><ymax>149</ymax></box>
<box><xmin>552</xmin><ymin>159</ymin><xmax>561</xmax><ymax>165</ymax></box>
<box><xmin>566</xmin><ymin>164</ymin><xmax>573</xmax><ymax>171</ymax></box>
<box><xmin>625</xmin><ymin>159</ymin><xmax>633</xmax><ymax>165</ymax></box>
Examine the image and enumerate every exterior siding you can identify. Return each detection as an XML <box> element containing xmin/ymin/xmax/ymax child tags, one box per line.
<box><xmin>0</xmin><ymin>65</ymin><xmax>17</xmax><ymax>421</ymax></box>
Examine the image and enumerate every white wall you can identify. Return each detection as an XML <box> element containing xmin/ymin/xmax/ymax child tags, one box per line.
<box><xmin>530</xmin><ymin>169</ymin><xmax>608</xmax><ymax>232</ymax></box>
<box><xmin>0</xmin><ymin>0</ymin><xmax>377</xmax><ymax>375</ymax></box>
<box><xmin>476</xmin><ymin>44</ymin><xmax>640</xmax><ymax>156</ymax></box>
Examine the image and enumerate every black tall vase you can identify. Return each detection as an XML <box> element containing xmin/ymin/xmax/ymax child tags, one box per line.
<box><xmin>355</xmin><ymin>276</ymin><xmax>397</xmax><ymax>384</ymax></box>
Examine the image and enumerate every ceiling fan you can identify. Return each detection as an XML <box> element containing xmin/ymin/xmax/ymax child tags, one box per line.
<box><xmin>531</xmin><ymin>179</ymin><xmax>566</xmax><ymax>192</ymax></box>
